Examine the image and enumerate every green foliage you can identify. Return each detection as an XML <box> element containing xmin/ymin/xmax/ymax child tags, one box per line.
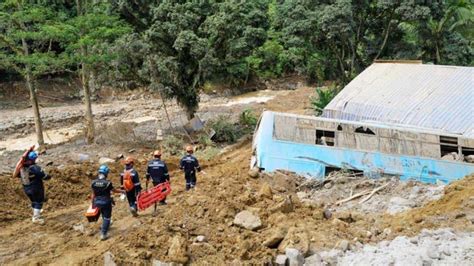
<box><xmin>311</xmin><ymin>87</ymin><xmax>336</xmax><ymax>116</ymax></box>
<box><xmin>208</xmin><ymin>115</ymin><xmax>240</xmax><ymax>143</ymax></box>
<box><xmin>161</xmin><ymin>135</ymin><xmax>185</xmax><ymax>155</ymax></box>
<box><xmin>195</xmin><ymin>146</ymin><xmax>220</xmax><ymax>161</ymax></box>
<box><xmin>1</xmin><ymin>0</ymin><xmax>473</xmax><ymax>111</ymax></box>
<box><xmin>239</xmin><ymin>108</ymin><xmax>258</xmax><ymax>128</ymax></box>
<box><xmin>0</xmin><ymin>1</ymin><xmax>70</xmax><ymax>78</ymax></box>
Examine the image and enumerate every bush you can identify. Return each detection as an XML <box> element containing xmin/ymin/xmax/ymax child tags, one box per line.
<box><xmin>161</xmin><ymin>135</ymin><xmax>185</xmax><ymax>155</ymax></box>
<box><xmin>311</xmin><ymin>87</ymin><xmax>336</xmax><ymax>115</ymax></box>
<box><xmin>239</xmin><ymin>108</ymin><xmax>258</xmax><ymax>128</ymax></box>
<box><xmin>208</xmin><ymin>115</ymin><xmax>240</xmax><ymax>143</ymax></box>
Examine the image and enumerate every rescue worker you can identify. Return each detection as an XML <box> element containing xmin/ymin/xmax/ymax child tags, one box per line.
<box><xmin>120</xmin><ymin>156</ymin><xmax>141</xmax><ymax>217</ymax></box>
<box><xmin>180</xmin><ymin>145</ymin><xmax>201</xmax><ymax>191</ymax></box>
<box><xmin>146</xmin><ymin>150</ymin><xmax>170</xmax><ymax>213</ymax></box>
<box><xmin>20</xmin><ymin>151</ymin><xmax>50</xmax><ymax>224</ymax></box>
<box><xmin>91</xmin><ymin>165</ymin><xmax>123</xmax><ymax>240</ymax></box>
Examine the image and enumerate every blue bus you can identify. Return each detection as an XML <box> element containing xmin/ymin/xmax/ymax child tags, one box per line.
<box><xmin>251</xmin><ymin>111</ymin><xmax>474</xmax><ymax>184</ymax></box>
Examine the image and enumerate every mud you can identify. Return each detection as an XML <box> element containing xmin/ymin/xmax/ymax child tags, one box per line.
<box><xmin>1</xmin><ymin>85</ymin><xmax>473</xmax><ymax>264</ymax></box>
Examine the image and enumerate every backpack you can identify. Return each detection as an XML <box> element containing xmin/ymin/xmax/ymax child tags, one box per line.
<box><xmin>123</xmin><ymin>170</ymin><xmax>134</xmax><ymax>192</ymax></box>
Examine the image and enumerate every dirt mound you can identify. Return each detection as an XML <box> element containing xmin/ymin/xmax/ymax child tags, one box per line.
<box><xmin>384</xmin><ymin>174</ymin><xmax>474</xmax><ymax>235</ymax></box>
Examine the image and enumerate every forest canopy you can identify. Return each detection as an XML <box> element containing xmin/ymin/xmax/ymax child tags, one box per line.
<box><xmin>1</xmin><ymin>0</ymin><xmax>473</xmax><ymax>116</ymax></box>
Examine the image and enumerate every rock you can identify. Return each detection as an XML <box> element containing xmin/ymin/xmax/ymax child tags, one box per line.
<box><xmin>168</xmin><ymin>235</ymin><xmax>188</xmax><ymax>264</ymax></box>
<box><xmin>152</xmin><ymin>261</ymin><xmax>175</xmax><ymax>266</ymax></box>
<box><xmin>248</xmin><ymin>167</ymin><xmax>260</xmax><ymax>178</ymax></box>
<box><xmin>387</xmin><ymin>197</ymin><xmax>412</xmax><ymax>214</ymax></box>
<box><xmin>233</xmin><ymin>210</ymin><xmax>262</xmax><ymax>231</ymax></box>
<box><xmin>278</xmin><ymin>227</ymin><xmax>310</xmax><ymax>256</ymax></box>
<box><xmin>422</xmin><ymin>260</ymin><xmax>433</xmax><ymax>266</ymax></box>
<box><xmin>104</xmin><ymin>251</ymin><xmax>117</xmax><ymax>266</ymax></box>
<box><xmin>263</xmin><ymin>227</ymin><xmax>287</xmax><ymax>248</ymax></box>
<box><xmin>115</xmin><ymin>154</ymin><xmax>124</xmax><ymax>160</ymax></box>
<box><xmin>275</xmin><ymin>254</ymin><xmax>288</xmax><ymax>266</ymax></box>
<box><xmin>338</xmin><ymin>240</ymin><xmax>350</xmax><ymax>251</ymax></box>
<box><xmin>99</xmin><ymin>157</ymin><xmax>115</xmax><ymax>164</ymax></box>
<box><xmin>334</xmin><ymin>211</ymin><xmax>354</xmax><ymax>223</ymax></box>
<box><xmin>271</xmin><ymin>196</ymin><xmax>294</xmax><ymax>213</ymax></box>
<box><xmin>195</xmin><ymin>235</ymin><xmax>207</xmax><ymax>243</ymax></box>
<box><xmin>465</xmin><ymin>155</ymin><xmax>474</xmax><ymax>163</ymax></box>
<box><xmin>285</xmin><ymin>248</ymin><xmax>304</xmax><ymax>266</ymax></box>
<box><xmin>304</xmin><ymin>253</ymin><xmax>323</xmax><ymax>266</ymax></box>
<box><xmin>259</xmin><ymin>183</ymin><xmax>273</xmax><ymax>199</ymax></box>
<box><xmin>72</xmin><ymin>223</ymin><xmax>84</xmax><ymax>233</ymax></box>
<box><xmin>441</xmin><ymin>152</ymin><xmax>460</xmax><ymax>161</ymax></box>
<box><xmin>323</xmin><ymin>209</ymin><xmax>332</xmax><ymax>220</ymax></box>
<box><xmin>324</xmin><ymin>182</ymin><xmax>333</xmax><ymax>189</ymax></box>
<box><xmin>76</xmin><ymin>153</ymin><xmax>90</xmax><ymax>162</ymax></box>
<box><xmin>319</xmin><ymin>250</ymin><xmax>342</xmax><ymax>265</ymax></box>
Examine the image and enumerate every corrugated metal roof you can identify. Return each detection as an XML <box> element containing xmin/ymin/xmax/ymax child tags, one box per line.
<box><xmin>322</xmin><ymin>63</ymin><xmax>474</xmax><ymax>138</ymax></box>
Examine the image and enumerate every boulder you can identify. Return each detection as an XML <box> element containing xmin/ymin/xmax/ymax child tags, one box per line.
<box><xmin>259</xmin><ymin>183</ymin><xmax>273</xmax><ymax>199</ymax></box>
<box><xmin>278</xmin><ymin>227</ymin><xmax>310</xmax><ymax>256</ymax></box>
<box><xmin>248</xmin><ymin>167</ymin><xmax>260</xmax><ymax>178</ymax></box>
<box><xmin>285</xmin><ymin>248</ymin><xmax>304</xmax><ymax>266</ymax></box>
<box><xmin>195</xmin><ymin>235</ymin><xmax>207</xmax><ymax>243</ymax></box>
<box><xmin>465</xmin><ymin>155</ymin><xmax>474</xmax><ymax>163</ymax></box>
<box><xmin>233</xmin><ymin>210</ymin><xmax>262</xmax><ymax>231</ymax></box>
<box><xmin>263</xmin><ymin>227</ymin><xmax>287</xmax><ymax>248</ymax></box>
<box><xmin>304</xmin><ymin>253</ymin><xmax>323</xmax><ymax>266</ymax></box>
<box><xmin>99</xmin><ymin>157</ymin><xmax>115</xmax><ymax>164</ymax></box>
<box><xmin>275</xmin><ymin>254</ymin><xmax>288</xmax><ymax>266</ymax></box>
<box><xmin>168</xmin><ymin>235</ymin><xmax>188</xmax><ymax>264</ymax></box>
<box><xmin>270</xmin><ymin>196</ymin><xmax>294</xmax><ymax>213</ymax></box>
<box><xmin>338</xmin><ymin>240</ymin><xmax>350</xmax><ymax>252</ymax></box>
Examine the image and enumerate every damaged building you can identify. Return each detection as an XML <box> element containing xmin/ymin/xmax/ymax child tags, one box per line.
<box><xmin>251</xmin><ymin>62</ymin><xmax>474</xmax><ymax>184</ymax></box>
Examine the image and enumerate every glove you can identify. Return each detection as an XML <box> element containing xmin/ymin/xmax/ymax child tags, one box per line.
<box><xmin>43</xmin><ymin>174</ymin><xmax>51</xmax><ymax>180</ymax></box>
<box><xmin>120</xmin><ymin>193</ymin><xmax>126</xmax><ymax>201</ymax></box>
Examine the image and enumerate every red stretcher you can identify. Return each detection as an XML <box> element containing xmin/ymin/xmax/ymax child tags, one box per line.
<box><xmin>137</xmin><ymin>181</ymin><xmax>171</xmax><ymax>211</ymax></box>
<box><xmin>12</xmin><ymin>145</ymin><xmax>35</xmax><ymax>178</ymax></box>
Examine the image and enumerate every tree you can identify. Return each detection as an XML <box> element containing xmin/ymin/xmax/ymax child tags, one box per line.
<box><xmin>130</xmin><ymin>1</ymin><xmax>267</xmax><ymax>120</ymax></box>
<box><xmin>67</xmin><ymin>0</ymin><xmax>130</xmax><ymax>143</ymax></box>
<box><xmin>426</xmin><ymin>0</ymin><xmax>473</xmax><ymax>63</ymax></box>
<box><xmin>0</xmin><ymin>0</ymin><xmax>68</xmax><ymax>146</ymax></box>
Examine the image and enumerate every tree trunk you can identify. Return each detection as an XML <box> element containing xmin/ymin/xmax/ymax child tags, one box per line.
<box><xmin>26</xmin><ymin>73</ymin><xmax>44</xmax><ymax>146</ymax></box>
<box><xmin>435</xmin><ymin>42</ymin><xmax>441</xmax><ymax>64</ymax></box>
<box><xmin>77</xmin><ymin>0</ymin><xmax>94</xmax><ymax>144</ymax></box>
<box><xmin>21</xmin><ymin>37</ymin><xmax>44</xmax><ymax>145</ymax></box>
<box><xmin>81</xmin><ymin>63</ymin><xmax>95</xmax><ymax>144</ymax></box>
<box><xmin>186</xmin><ymin>108</ymin><xmax>195</xmax><ymax>121</ymax></box>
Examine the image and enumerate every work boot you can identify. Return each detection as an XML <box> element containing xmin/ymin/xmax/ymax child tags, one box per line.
<box><xmin>32</xmin><ymin>208</ymin><xmax>45</xmax><ymax>225</ymax></box>
<box><xmin>130</xmin><ymin>207</ymin><xmax>138</xmax><ymax>217</ymax></box>
<box><xmin>159</xmin><ymin>200</ymin><xmax>167</xmax><ymax>205</ymax></box>
<box><xmin>100</xmin><ymin>232</ymin><xmax>108</xmax><ymax>241</ymax></box>
<box><xmin>32</xmin><ymin>216</ymin><xmax>45</xmax><ymax>225</ymax></box>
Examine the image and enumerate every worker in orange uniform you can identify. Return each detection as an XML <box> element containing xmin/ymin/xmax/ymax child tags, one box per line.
<box><xmin>120</xmin><ymin>156</ymin><xmax>142</xmax><ymax>216</ymax></box>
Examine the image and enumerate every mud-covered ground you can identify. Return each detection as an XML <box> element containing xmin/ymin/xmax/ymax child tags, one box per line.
<box><xmin>1</xmin><ymin>84</ymin><xmax>473</xmax><ymax>265</ymax></box>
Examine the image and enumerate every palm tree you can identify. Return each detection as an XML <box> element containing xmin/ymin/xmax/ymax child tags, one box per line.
<box><xmin>427</xmin><ymin>0</ymin><xmax>473</xmax><ymax>63</ymax></box>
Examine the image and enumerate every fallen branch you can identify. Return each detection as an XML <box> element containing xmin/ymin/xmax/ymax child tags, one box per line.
<box><xmin>334</xmin><ymin>189</ymin><xmax>371</xmax><ymax>206</ymax></box>
<box><xmin>358</xmin><ymin>182</ymin><xmax>392</xmax><ymax>204</ymax></box>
